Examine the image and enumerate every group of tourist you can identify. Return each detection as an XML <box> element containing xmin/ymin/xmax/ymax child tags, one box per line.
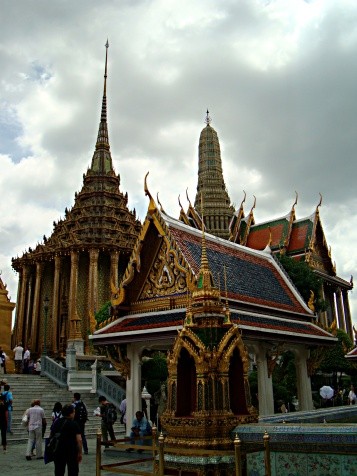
<box><xmin>13</xmin><ymin>342</ymin><xmax>41</xmax><ymax>375</ymax></box>
<box><xmin>22</xmin><ymin>392</ymin><xmax>88</xmax><ymax>475</ymax></box>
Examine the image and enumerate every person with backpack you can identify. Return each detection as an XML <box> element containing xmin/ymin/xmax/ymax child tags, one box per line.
<box><xmin>97</xmin><ymin>396</ymin><xmax>116</xmax><ymax>448</ymax></box>
<box><xmin>72</xmin><ymin>393</ymin><xmax>88</xmax><ymax>455</ymax></box>
<box><xmin>50</xmin><ymin>403</ymin><xmax>82</xmax><ymax>475</ymax></box>
<box><xmin>0</xmin><ymin>394</ymin><xmax>7</xmax><ymax>452</ymax></box>
<box><xmin>1</xmin><ymin>384</ymin><xmax>13</xmax><ymax>434</ymax></box>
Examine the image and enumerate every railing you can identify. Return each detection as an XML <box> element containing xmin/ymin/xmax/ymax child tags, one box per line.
<box><xmin>41</xmin><ymin>355</ymin><xmax>68</xmax><ymax>387</ymax></box>
<box><xmin>97</xmin><ymin>373</ymin><xmax>126</xmax><ymax>407</ymax></box>
<box><xmin>95</xmin><ymin>427</ymin><xmax>273</xmax><ymax>476</ymax></box>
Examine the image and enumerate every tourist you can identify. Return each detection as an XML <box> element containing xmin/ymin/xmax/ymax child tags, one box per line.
<box><xmin>51</xmin><ymin>403</ymin><xmax>82</xmax><ymax>475</ymax></box>
<box><xmin>0</xmin><ymin>347</ymin><xmax>8</xmax><ymax>375</ymax></box>
<box><xmin>34</xmin><ymin>358</ymin><xmax>41</xmax><ymax>375</ymax></box>
<box><xmin>52</xmin><ymin>401</ymin><xmax>63</xmax><ymax>423</ymax></box>
<box><xmin>0</xmin><ymin>394</ymin><xmax>7</xmax><ymax>452</ymax></box>
<box><xmin>119</xmin><ymin>397</ymin><xmax>127</xmax><ymax>428</ymax></box>
<box><xmin>13</xmin><ymin>342</ymin><xmax>24</xmax><ymax>374</ymax></box>
<box><xmin>73</xmin><ymin>392</ymin><xmax>89</xmax><ymax>455</ymax></box>
<box><xmin>97</xmin><ymin>396</ymin><xmax>116</xmax><ymax>448</ymax></box>
<box><xmin>348</xmin><ymin>384</ymin><xmax>356</xmax><ymax>405</ymax></box>
<box><xmin>1</xmin><ymin>384</ymin><xmax>13</xmax><ymax>434</ymax></box>
<box><xmin>23</xmin><ymin>346</ymin><xmax>31</xmax><ymax>374</ymax></box>
<box><xmin>25</xmin><ymin>398</ymin><xmax>46</xmax><ymax>460</ymax></box>
<box><xmin>128</xmin><ymin>410</ymin><xmax>151</xmax><ymax>452</ymax></box>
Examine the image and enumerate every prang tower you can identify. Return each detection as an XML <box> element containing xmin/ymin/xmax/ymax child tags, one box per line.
<box><xmin>194</xmin><ymin>111</ymin><xmax>235</xmax><ymax>239</ymax></box>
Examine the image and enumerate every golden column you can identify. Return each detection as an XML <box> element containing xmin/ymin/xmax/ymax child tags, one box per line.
<box><xmin>15</xmin><ymin>265</ymin><xmax>29</xmax><ymax>345</ymax></box>
<box><xmin>29</xmin><ymin>262</ymin><xmax>43</xmax><ymax>350</ymax></box>
<box><xmin>68</xmin><ymin>251</ymin><xmax>79</xmax><ymax>344</ymax></box>
<box><xmin>88</xmin><ymin>248</ymin><xmax>99</xmax><ymax>320</ymax></box>
<box><xmin>110</xmin><ymin>250</ymin><xmax>119</xmax><ymax>288</ymax></box>
<box><xmin>52</xmin><ymin>255</ymin><xmax>62</xmax><ymax>353</ymax></box>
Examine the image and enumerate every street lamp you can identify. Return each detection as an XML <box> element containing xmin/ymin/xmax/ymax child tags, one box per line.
<box><xmin>43</xmin><ymin>296</ymin><xmax>50</xmax><ymax>355</ymax></box>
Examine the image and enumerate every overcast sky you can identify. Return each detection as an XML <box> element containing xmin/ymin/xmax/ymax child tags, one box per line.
<box><xmin>1</xmin><ymin>0</ymin><xmax>356</xmax><ymax>329</ymax></box>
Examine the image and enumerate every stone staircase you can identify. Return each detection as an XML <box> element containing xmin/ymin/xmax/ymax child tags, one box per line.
<box><xmin>3</xmin><ymin>374</ymin><xmax>125</xmax><ymax>444</ymax></box>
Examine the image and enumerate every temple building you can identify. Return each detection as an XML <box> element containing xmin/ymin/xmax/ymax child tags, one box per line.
<box><xmin>91</xmin><ymin>183</ymin><xmax>336</xmax><ymax>426</ymax></box>
<box><xmin>180</xmin><ymin>118</ymin><xmax>354</xmax><ymax>340</ymax></box>
<box><xmin>11</xmin><ymin>43</ymin><xmax>141</xmax><ymax>355</ymax></box>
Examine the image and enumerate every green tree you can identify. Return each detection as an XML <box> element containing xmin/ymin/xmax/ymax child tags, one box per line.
<box><xmin>318</xmin><ymin>328</ymin><xmax>354</xmax><ymax>387</ymax></box>
<box><xmin>277</xmin><ymin>254</ymin><xmax>326</xmax><ymax>312</ymax></box>
<box><xmin>141</xmin><ymin>352</ymin><xmax>168</xmax><ymax>396</ymax></box>
<box><xmin>95</xmin><ymin>301</ymin><xmax>111</xmax><ymax>326</ymax></box>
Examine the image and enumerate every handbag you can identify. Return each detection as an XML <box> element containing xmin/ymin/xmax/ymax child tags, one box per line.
<box><xmin>21</xmin><ymin>413</ymin><xmax>28</xmax><ymax>427</ymax></box>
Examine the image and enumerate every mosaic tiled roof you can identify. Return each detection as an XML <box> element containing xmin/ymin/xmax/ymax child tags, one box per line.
<box><xmin>165</xmin><ymin>215</ymin><xmax>309</xmax><ymax>315</ymax></box>
<box><xmin>287</xmin><ymin>217</ymin><xmax>314</xmax><ymax>254</ymax></box>
<box><xmin>246</xmin><ymin>215</ymin><xmax>291</xmax><ymax>251</ymax></box>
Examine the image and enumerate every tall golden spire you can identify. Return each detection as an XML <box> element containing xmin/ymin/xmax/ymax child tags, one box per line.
<box><xmin>91</xmin><ymin>40</ymin><xmax>113</xmax><ymax>173</ymax></box>
<box><xmin>196</xmin><ymin>193</ymin><xmax>214</xmax><ymax>290</ymax></box>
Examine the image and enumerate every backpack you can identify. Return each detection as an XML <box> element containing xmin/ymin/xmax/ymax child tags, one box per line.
<box><xmin>45</xmin><ymin>419</ymin><xmax>67</xmax><ymax>464</ymax></box>
<box><xmin>74</xmin><ymin>401</ymin><xmax>88</xmax><ymax>423</ymax></box>
<box><xmin>1</xmin><ymin>392</ymin><xmax>10</xmax><ymax>411</ymax></box>
<box><xmin>104</xmin><ymin>403</ymin><xmax>117</xmax><ymax>424</ymax></box>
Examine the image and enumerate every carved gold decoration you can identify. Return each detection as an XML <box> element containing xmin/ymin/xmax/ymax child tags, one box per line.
<box><xmin>266</xmin><ymin>344</ymin><xmax>284</xmax><ymax>378</ymax></box>
<box><xmin>69</xmin><ymin>308</ymin><xmax>82</xmax><ymax>340</ymax></box>
<box><xmin>308</xmin><ymin>290</ymin><xmax>315</xmax><ymax>312</ymax></box>
<box><xmin>329</xmin><ymin>318</ymin><xmax>337</xmax><ymax>336</ymax></box>
<box><xmin>89</xmin><ymin>309</ymin><xmax>97</xmax><ymax>334</ymax></box>
<box><xmin>103</xmin><ymin>344</ymin><xmax>131</xmax><ymax>380</ymax></box>
<box><xmin>110</xmin><ymin>279</ymin><xmax>125</xmax><ymax>306</ymax></box>
<box><xmin>141</xmin><ymin>241</ymin><xmax>188</xmax><ymax>298</ymax></box>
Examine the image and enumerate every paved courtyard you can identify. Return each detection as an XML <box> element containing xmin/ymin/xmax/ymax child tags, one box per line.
<box><xmin>2</xmin><ymin>438</ymin><xmax>154</xmax><ymax>476</ymax></box>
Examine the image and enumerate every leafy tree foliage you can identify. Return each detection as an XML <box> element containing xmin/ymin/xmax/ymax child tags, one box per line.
<box><xmin>277</xmin><ymin>254</ymin><xmax>326</xmax><ymax>312</ymax></box>
<box><xmin>318</xmin><ymin>329</ymin><xmax>354</xmax><ymax>386</ymax></box>
<box><xmin>95</xmin><ymin>301</ymin><xmax>111</xmax><ymax>326</ymax></box>
<box><xmin>141</xmin><ymin>351</ymin><xmax>168</xmax><ymax>396</ymax></box>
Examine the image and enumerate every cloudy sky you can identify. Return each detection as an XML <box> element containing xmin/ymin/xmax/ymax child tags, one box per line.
<box><xmin>1</xmin><ymin>0</ymin><xmax>356</xmax><ymax>329</ymax></box>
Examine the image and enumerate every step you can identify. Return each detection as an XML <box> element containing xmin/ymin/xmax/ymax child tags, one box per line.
<box><xmin>2</xmin><ymin>373</ymin><xmax>125</xmax><ymax>444</ymax></box>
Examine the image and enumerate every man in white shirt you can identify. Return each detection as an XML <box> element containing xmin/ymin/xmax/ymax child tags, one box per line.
<box><xmin>26</xmin><ymin>399</ymin><xmax>46</xmax><ymax>460</ymax></box>
<box><xmin>23</xmin><ymin>347</ymin><xmax>31</xmax><ymax>374</ymax></box>
<box><xmin>13</xmin><ymin>343</ymin><xmax>24</xmax><ymax>374</ymax></box>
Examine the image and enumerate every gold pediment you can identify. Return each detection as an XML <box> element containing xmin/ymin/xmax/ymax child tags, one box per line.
<box><xmin>140</xmin><ymin>240</ymin><xmax>187</xmax><ymax>299</ymax></box>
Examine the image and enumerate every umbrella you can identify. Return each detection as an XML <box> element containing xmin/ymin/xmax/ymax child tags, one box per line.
<box><xmin>320</xmin><ymin>386</ymin><xmax>334</xmax><ymax>400</ymax></box>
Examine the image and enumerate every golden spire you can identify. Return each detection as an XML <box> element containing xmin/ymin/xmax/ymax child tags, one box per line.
<box><xmin>196</xmin><ymin>193</ymin><xmax>214</xmax><ymax>290</ymax></box>
<box><xmin>91</xmin><ymin>40</ymin><xmax>113</xmax><ymax>172</ymax></box>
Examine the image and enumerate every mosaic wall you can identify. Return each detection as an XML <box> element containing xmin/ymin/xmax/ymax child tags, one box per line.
<box><xmin>247</xmin><ymin>451</ymin><xmax>357</xmax><ymax>476</ymax></box>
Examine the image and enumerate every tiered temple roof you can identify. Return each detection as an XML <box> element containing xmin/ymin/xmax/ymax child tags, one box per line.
<box><xmin>12</xmin><ymin>42</ymin><xmax>141</xmax><ymax>270</ymax></box>
<box><xmin>92</xmin><ymin>190</ymin><xmax>335</xmax><ymax>347</ymax></box>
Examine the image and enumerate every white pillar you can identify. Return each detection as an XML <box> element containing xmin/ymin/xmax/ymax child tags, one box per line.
<box><xmin>249</xmin><ymin>343</ymin><xmax>274</xmax><ymax>416</ymax></box>
<box><xmin>292</xmin><ymin>346</ymin><xmax>314</xmax><ymax>411</ymax></box>
<box><xmin>125</xmin><ymin>343</ymin><xmax>143</xmax><ymax>435</ymax></box>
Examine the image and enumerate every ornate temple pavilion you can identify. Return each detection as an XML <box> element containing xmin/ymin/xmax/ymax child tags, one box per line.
<box><xmin>91</xmin><ymin>185</ymin><xmax>336</xmax><ymax>426</ymax></box>
<box><xmin>11</xmin><ymin>43</ymin><xmax>141</xmax><ymax>355</ymax></box>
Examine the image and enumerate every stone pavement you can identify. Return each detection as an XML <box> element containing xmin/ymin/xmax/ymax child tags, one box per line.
<box><xmin>1</xmin><ymin>438</ymin><xmax>155</xmax><ymax>476</ymax></box>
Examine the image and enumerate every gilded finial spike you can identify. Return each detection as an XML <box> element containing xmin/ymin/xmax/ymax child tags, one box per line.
<box><xmin>205</xmin><ymin>109</ymin><xmax>212</xmax><ymax>126</ymax></box>
<box><xmin>178</xmin><ymin>194</ymin><xmax>183</xmax><ymax>210</ymax></box>
<box><xmin>104</xmin><ymin>39</ymin><xmax>109</xmax><ymax>98</ymax></box>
